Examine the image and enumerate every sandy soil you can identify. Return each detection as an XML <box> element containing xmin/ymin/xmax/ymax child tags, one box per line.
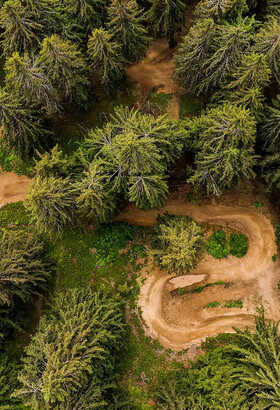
<box><xmin>0</xmin><ymin>172</ymin><xmax>30</xmax><ymax>207</ymax></box>
<box><xmin>118</xmin><ymin>199</ymin><xmax>280</xmax><ymax>351</ymax></box>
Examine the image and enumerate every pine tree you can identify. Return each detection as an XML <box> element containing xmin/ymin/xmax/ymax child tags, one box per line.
<box><xmin>145</xmin><ymin>0</ymin><xmax>186</xmax><ymax>47</ymax></box>
<box><xmin>194</xmin><ymin>0</ymin><xmax>248</xmax><ymax>20</ymax></box>
<box><xmin>107</xmin><ymin>0</ymin><xmax>148</xmax><ymax>62</ymax></box>
<box><xmin>0</xmin><ymin>230</ymin><xmax>51</xmax><ymax>306</ymax></box>
<box><xmin>127</xmin><ymin>174</ymin><xmax>168</xmax><ymax>210</ymax></box>
<box><xmin>0</xmin><ymin>0</ymin><xmax>42</xmax><ymax>56</ymax></box>
<box><xmin>13</xmin><ymin>288</ymin><xmax>125</xmax><ymax>409</ymax></box>
<box><xmin>33</xmin><ymin>145</ymin><xmax>72</xmax><ymax>178</ymax></box>
<box><xmin>24</xmin><ymin>175</ymin><xmax>78</xmax><ymax>235</ymax></box>
<box><xmin>87</xmin><ymin>28</ymin><xmax>125</xmax><ymax>84</ymax></box>
<box><xmin>0</xmin><ymin>88</ymin><xmax>53</xmax><ymax>156</ymax></box>
<box><xmin>228</xmin><ymin>53</ymin><xmax>271</xmax><ymax>91</ymax></box>
<box><xmin>23</xmin><ymin>0</ymin><xmax>62</xmax><ymax>36</ymax></box>
<box><xmin>4</xmin><ymin>52</ymin><xmax>59</xmax><ymax>113</ymax></box>
<box><xmin>201</xmin><ymin>17</ymin><xmax>256</xmax><ymax>92</ymax></box>
<box><xmin>39</xmin><ymin>35</ymin><xmax>90</xmax><ymax>107</ymax></box>
<box><xmin>261</xmin><ymin>153</ymin><xmax>280</xmax><ymax>191</ymax></box>
<box><xmin>253</xmin><ymin>18</ymin><xmax>280</xmax><ymax>85</ymax></box>
<box><xmin>266</xmin><ymin>0</ymin><xmax>280</xmax><ymax>20</ymax></box>
<box><xmin>76</xmin><ymin>160</ymin><xmax>116</xmax><ymax>222</ymax></box>
<box><xmin>0</xmin><ymin>354</ymin><xmax>21</xmax><ymax>408</ymax></box>
<box><xmin>63</xmin><ymin>0</ymin><xmax>105</xmax><ymax>31</ymax></box>
<box><xmin>261</xmin><ymin>95</ymin><xmax>280</xmax><ymax>151</ymax></box>
<box><xmin>151</xmin><ymin>214</ymin><xmax>205</xmax><ymax>274</ymax></box>
<box><xmin>230</xmin><ymin>312</ymin><xmax>280</xmax><ymax>408</ymax></box>
<box><xmin>175</xmin><ymin>18</ymin><xmax>216</xmax><ymax>93</ymax></box>
<box><xmin>221</xmin><ymin>87</ymin><xmax>265</xmax><ymax>119</ymax></box>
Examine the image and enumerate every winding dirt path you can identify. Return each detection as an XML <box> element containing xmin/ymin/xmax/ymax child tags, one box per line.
<box><xmin>118</xmin><ymin>200</ymin><xmax>280</xmax><ymax>350</ymax></box>
<box><xmin>0</xmin><ymin>172</ymin><xmax>30</xmax><ymax>207</ymax></box>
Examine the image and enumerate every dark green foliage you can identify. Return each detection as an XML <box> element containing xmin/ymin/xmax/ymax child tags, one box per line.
<box><xmin>64</xmin><ymin>0</ymin><xmax>105</xmax><ymax>31</ymax></box>
<box><xmin>107</xmin><ymin>0</ymin><xmax>149</xmax><ymax>62</ymax></box>
<box><xmin>0</xmin><ymin>230</ymin><xmax>51</xmax><ymax>305</ymax></box>
<box><xmin>261</xmin><ymin>153</ymin><xmax>280</xmax><ymax>191</ymax></box>
<box><xmin>151</xmin><ymin>213</ymin><xmax>205</xmax><ymax>274</ymax></box>
<box><xmin>0</xmin><ymin>354</ymin><xmax>21</xmax><ymax>408</ymax></box>
<box><xmin>204</xmin><ymin>301</ymin><xmax>221</xmax><ymax>308</ymax></box>
<box><xmin>13</xmin><ymin>288</ymin><xmax>125</xmax><ymax>409</ymax></box>
<box><xmin>88</xmin><ymin>28</ymin><xmax>125</xmax><ymax>84</ymax></box>
<box><xmin>229</xmin><ymin>233</ymin><xmax>248</xmax><ymax>257</ymax></box>
<box><xmin>39</xmin><ymin>35</ymin><xmax>90</xmax><ymax>106</ymax></box>
<box><xmin>224</xmin><ymin>299</ymin><xmax>243</xmax><ymax>308</ymax></box>
<box><xmin>266</xmin><ymin>0</ymin><xmax>280</xmax><ymax>19</ymax></box>
<box><xmin>206</xmin><ymin>230</ymin><xmax>229</xmax><ymax>259</ymax></box>
<box><xmin>0</xmin><ymin>202</ymin><xmax>29</xmax><ymax>228</ymax></box>
<box><xmin>194</xmin><ymin>0</ymin><xmax>248</xmax><ymax>20</ymax></box>
<box><xmin>261</xmin><ymin>95</ymin><xmax>280</xmax><ymax>151</ymax></box>
<box><xmin>24</xmin><ymin>175</ymin><xmax>78</xmax><ymax>235</ymax></box>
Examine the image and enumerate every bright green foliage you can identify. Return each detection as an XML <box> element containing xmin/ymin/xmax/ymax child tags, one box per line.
<box><xmin>13</xmin><ymin>289</ymin><xmax>125</xmax><ymax>409</ymax></box>
<box><xmin>39</xmin><ymin>35</ymin><xmax>90</xmax><ymax>106</ymax></box>
<box><xmin>64</xmin><ymin>0</ymin><xmax>104</xmax><ymax>30</ymax></box>
<box><xmin>24</xmin><ymin>175</ymin><xmax>78</xmax><ymax>235</ymax></box>
<box><xmin>82</xmin><ymin>106</ymin><xmax>185</xmax><ymax>209</ymax></box>
<box><xmin>224</xmin><ymin>299</ymin><xmax>243</xmax><ymax>308</ymax></box>
<box><xmin>0</xmin><ymin>354</ymin><xmax>21</xmax><ymax>408</ymax></box>
<box><xmin>155</xmin><ymin>380</ymin><xmax>188</xmax><ymax>409</ymax></box>
<box><xmin>175</xmin><ymin>18</ymin><xmax>216</xmax><ymax>93</ymax></box>
<box><xmin>33</xmin><ymin>145</ymin><xmax>72</xmax><ymax>178</ymax></box>
<box><xmin>4</xmin><ymin>52</ymin><xmax>58</xmax><ymax>113</ymax></box>
<box><xmin>261</xmin><ymin>153</ymin><xmax>280</xmax><ymax>191</ymax></box>
<box><xmin>188</xmin><ymin>104</ymin><xmax>257</xmax><ymax>195</ymax></box>
<box><xmin>229</xmin><ymin>233</ymin><xmax>248</xmax><ymax>257</ymax></box>
<box><xmin>206</xmin><ymin>230</ymin><xmax>229</xmax><ymax>259</ymax></box>
<box><xmin>145</xmin><ymin>0</ymin><xmax>186</xmax><ymax>43</ymax></box>
<box><xmin>0</xmin><ymin>230</ymin><xmax>51</xmax><ymax>306</ymax></box>
<box><xmin>76</xmin><ymin>160</ymin><xmax>116</xmax><ymax>222</ymax></box>
<box><xmin>0</xmin><ymin>201</ymin><xmax>29</xmax><ymax>228</ymax></box>
<box><xmin>201</xmin><ymin>17</ymin><xmax>256</xmax><ymax>92</ymax></box>
<box><xmin>221</xmin><ymin>87</ymin><xmax>265</xmax><ymax>119</ymax></box>
<box><xmin>253</xmin><ymin>18</ymin><xmax>280</xmax><ymax>84</ymax></box>
<box><xmin>0</xmin><ymin>0</ymin><xmax>42</xmax><ymax>56</ymax></box>
<box><xmin>205</xmin><ymin>301</ymin><xmax>221</xmax><ymax>308</ymax></box>
<box><xmin>231</xmin><ymin>312</ymin><xmax>280</xmax><ymax>408</ymax></box>
<box><xmin>194</xmin><ymin>0</ymin><xmax>248</xmax><ymax>20</ymax></box>
<box><xmin>261</xmin><ymin>96</ymin><xmax>280</xmax><ymax>151</ymax></box>
<box><xmin>88</xmin><ymin>28</ymin><xmax>125</xmax><ymax>84</ymax></box>
<box><xmin>107</xmin><ymin>0</ymin><xmax>148</xmax><ymax>62</ymax></box>
<box><xmin>228</xmin><ymin>53</ymin><xmax>271</xmax><ymax>91</ymax></box>
<box><xmin>0</xmin><ymin>87</ymin><xmax>52</xmax><ymax>156</ymax></box>
<box><xmin>266</xmin><ymin>0</ymin><xmax>280</xmax><ymax>19</ymax></box>
<box><xmin>152</xmin><ymin>214</ymin><xmax>205</xmax><ymax>274</ymax></box>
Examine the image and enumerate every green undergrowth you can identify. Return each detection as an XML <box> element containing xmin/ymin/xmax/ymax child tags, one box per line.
<box><xmin>177</xmin><ymin>280</ymin><xmax>231</xmax><ymax>295</ymax></box>
<box><xmin>204</xmin><ymin>301</ymin><xmax>221</xmax><ymax>308</ymax></box>
<box><xmin>0</xmin><ymin>149</ymin><xmax>34</xmax><ymax>176</ymax></box>
<box><xmin>179</xmin><ymin>93</ymin><xmax>205</xmax><ymax>118</ymax></box>
<box><xmin>204</xmin><ymin>300</ymin><xmax>243</xmax><ymax>309</ymax></box>
<box><xmin>206</xmin><ymin>230</ymin><xmax>248</xmax><ymax>259</ymax></box>
<box><xmin>0</xmin><ymin>202</ymin><xmax>29</xmax><ymax>228</ymax></box>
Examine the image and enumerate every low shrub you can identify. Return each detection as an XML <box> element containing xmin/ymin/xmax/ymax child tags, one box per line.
<box><xmin>229</xmin><ymin>233</ymin><xmax>248</xmax><ymax>258</ymax></box>
<box><xmin>204</xmin><ymin>301</ymin><xmax>221</xmax><ymax>308</ymax></box>
<box><xmin>224</xmin><ymin>300</ymin><xmax>243</xmax><ymax>309</ymax></box>
<box><xmin>206</xmin><ymin>230</ymin><xmax>229</xmax><ymax>259</ymax></box>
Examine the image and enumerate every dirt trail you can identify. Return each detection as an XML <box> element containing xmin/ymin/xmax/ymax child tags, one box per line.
<box><xmin>0</xmin><ymin>172</ymin><xmax>30</xmax><ymax>207</ymax></box>
<box><xmin>118</xmin><ymin>200</ymin><xmax>280</xmax><ymax>350</ymax></box>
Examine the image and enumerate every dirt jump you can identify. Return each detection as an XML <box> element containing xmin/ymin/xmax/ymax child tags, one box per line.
<box><xmin>118</xmin><ymin>199</ymin><xmax>280</xmax><ymax>351</ymax></box>
<box><xmin>0</xmin><ymin>172</ymin><xmax>30</xmax><ymax>208</ymax></box>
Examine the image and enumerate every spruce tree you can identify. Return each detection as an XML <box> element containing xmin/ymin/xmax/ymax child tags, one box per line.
<box><xmin>261</xmin><ymin>153</ymin><xmax>280</xmax><ymax>191</ymax></box>
<box><xmin>0</xmin><ymin>354</ymin><xmax>21</xmax><ymax>408</ymax></box>
<box><xmin>194</xmin><ymin>0</ymin><xmax>248</xmax><ymax>20</ymax></box>
<box><xmin>13</xmin><ymin>289</ymin><xmax>125</xmax><ymax>409</ymax></box>
<box><xmin>145</xmin><ymin>0</ymin><xmax>186</xmax><ymax>47</ymax></box>
<box><xmin>24</xmin><ymin>175</ymin><xmax>78</xmax><ymax>235</ymax></box>
<box><xmin>87</xmin><ymin>28</ymin><xmax>125</xmax><ymax>84</ymax></box>
<box><xmin>151</xmin><ymin>214</ymin><xmax>205</xmax><ymax>274</ymax></box>
<box><xmin>23</xmin><ymin>0</ymin><xmax>62</xmax><ymax>36</ymax></box>
<box><xmin>0</xmin><ymin>0</ymin><xmax>42</xmax><ymax>56</ymax></box>
<box><xmin>261</xmin><ymin>95</ymin><xmax>280</xmax><ymax>151</ymax></box>
<box><xmin>107</xmin><ymin>0</ymin><xmax>148</xmax><ymax>62</ymax></box>
<box><xmin>0</xmin><ymin>230</ymin><xmax>51</xmax><ymax>306</ymax></box>
<box><xmin>266</xmin><ymin>0</ymin><xmax>280</xmax><ymax>20</ymax></box>
<box><xmin>4</xmin><ymin>52</ymin><xmax>59</xmax><ymax>113</ymax></box>
<box><xmin>0</xmin><ymin>88</ymin><xmax>52</xmax><ymax>156</ymax></box>
<box><xmin>39</xmin><ymin>35</ymin><xmax>90</xmax><ymax>107</ymax></box>
<box><xmin>63</xmin><ymin>0</ymin><xmax>105</xmax><ymax>31</ymax></box>
<box><xmin>253</xmin><ymin>18</ymin><xmax>280</xmax><ymax>85</ymax></box>
<box><xmin>127</xmin><ymin>174</ymin><xmax>168</xmax><ymax>210</ymax></box>
<box><xmin>175</xmin><ymin>18</ymin><xmax>216</xmax><ymax>93</ymax></box>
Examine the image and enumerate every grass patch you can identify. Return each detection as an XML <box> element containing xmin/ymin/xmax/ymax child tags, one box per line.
<box><xmin>0</xmin><ymin>149</ymin><xmax>34</xmax><ymax>176</ymax></box>
<box><xmin>0</xmin><ymin>202</ymin><xmax>30</xmax><ymax>228</ymax></box>
<box><xmin>253</xmin><ymin>201</ymin><xmax>263</xmax><ymax>209</ymax></box>
<box><xmin>204</xmin><ymin>301</ymin><xmax>221</xmax><ymax>308</ymax></box>
<box><xmin>147</xmin><ymin>92</ymin><xmax>172</xmax><ymax>113</ymax></box>
<box><xmin>229</xmin><ymin>233</ymin><xmax>248</xmax><ymax>258</ymax></box>
<box><xmin>206</xmin><ymin>230</ymin><xmax>229</xmax><ymax>259</ymax></box>
<box><xmin>224</xmin><ymin>300</ymin><xmax>243</xmax><ymax>309</ymax></box>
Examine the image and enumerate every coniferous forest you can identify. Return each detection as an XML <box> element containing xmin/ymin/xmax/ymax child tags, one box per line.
<box><xmin>1</xmin><ymin>0</ymin><xmax>280</xmax><ymax>409</ymax></box>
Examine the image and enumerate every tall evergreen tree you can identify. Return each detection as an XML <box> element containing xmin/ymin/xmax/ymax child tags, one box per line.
<box><xmin>145</xmin><ymin>0</ymin><xmax>186</xmax><ymax>47</ymax></box>
<box><xmin>253</xmin><ymin>18</ymin><xmax>280</xmax><ymax>85</ymax></box>
<box><xmin>39</xmin><ymin>35</ymin><xmax>90</xmax><ymax>107</ymax></box>
<box><xmin>24</xmin><ymin>175</ymin><xmax>78</xmax><ymax>235</ymax></box>
<box><xmin>194</xmin><ymin>0</ymin><xmax>248</xmax><ymax>20</ymax></box>
<box><xmin>261</xmin><ymin>95</ymin><xmax>280</xmax><ymax>151</ymax></box>
<box><xmin>107</xmin><ymin>0</ymin><xmax>148</xmax><ymax>62</ymax></box>
<box><xmin>0</xmin><ymin>88</ymin><xmax>52</xmax><ymax>156</ymax></box>
<box><xmin>266</xmin><ymin>0</ymin><xmax>280</xmax><ymax>19</ymax></box>
<box><xmin>23</xmin><ymin>0</ymin><xmax>62</xmax><ymax>35</ymax></box>
<box><xmin>0</xmin><ymin>230</ymin><xmax>51</xmax><ymax>306</ymax></box>
<box><xmin>88</xmin><ymin>28</ymin><xmax>125</xmax><ymax>84</ymax></box>
<box><xmin>175</xmin><ymin>18</ymin><xmax>216</xmax><ymax>93</ymax></box>
<box><xmin>0</xmin><ymin>0</ymin><xmax>42</xmax><ymax>56</ymax></box>
<box><xmin>63</xmin><ymin>0</ymin><xmax>105</xmax><ymax>31</ymax></box>
<box><xmin>13</xmin><ymin>289</ymin><xmax>125</xmax><ymax>409</ymax></box>
<box><xmin>127</xmin><ymin>174</ymin><xmax>168</xmax><ymax>210</ymax></box>
<box><xmin>4</xmin><ymin>52</ymin><xmax>59</xmax><ymax>113</ymax></box>
<box><xmin>0</xmin><ymin>354</ymin><xmax>21</xmax><ymax>408</ymax></box>
<box><xmin>261</xmin><ymin>153</ymin><xmax>280</xmax><ymax>191</ymax></box>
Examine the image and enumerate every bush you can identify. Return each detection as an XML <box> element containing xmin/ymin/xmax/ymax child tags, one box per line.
<box><xmin>224</xmin><ymin>300</ymin><xmax>243</xmax><ymax>308</ymax></box>
<box><xmin>206</xmin><ymin>230</ymin><xmax>229</xmax><ymax>259</ymax></box>
<box><xmin>229</xmin><ymin>233</ymin><xmax>248</xmax><ymax>257</ymax></box>
<box><xmin>205</xmin><ymin>301</ymin><xmax>221</xmax><ymax>308</ymax></box>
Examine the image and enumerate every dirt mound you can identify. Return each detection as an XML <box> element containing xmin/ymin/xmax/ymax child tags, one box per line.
<box><xmin>118</xmin><ymin>200</ymin><xmax>280</xmax><ymax>350</ymax></box>
<box><xmin>0</xmin><ymin>172</ymin><xmax>30</xmax><ymax>207</ymax></box>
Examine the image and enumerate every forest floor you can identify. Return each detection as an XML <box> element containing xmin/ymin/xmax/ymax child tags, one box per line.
<box><xmin>0</xmin><ymin>172</ymin><xmax>29</xmax><ymax>207</ymax></box>
<box><xmin>118</xmin><ymin>184</ymin><xmax>280</xmax><ymax>351</ymax></box>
